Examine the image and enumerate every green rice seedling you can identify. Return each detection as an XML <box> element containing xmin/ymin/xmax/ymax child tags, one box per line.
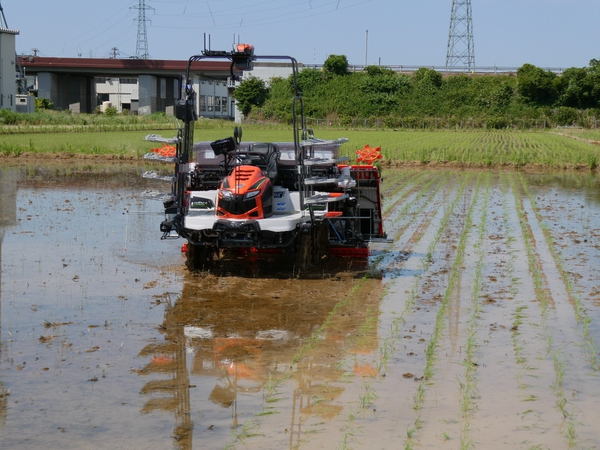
<box><xmin>518</xmin><ymin>174</ymin><xmax>599</xmax><ymax>371</ymax></box>
<box><xmin>406</xmin><ymin>174</ymin><xmax>482</xmax><ymax>448</ymax></box>
<box><xmin>511</xmin><ymin>175</ymin><xmax>578</xmax><ymax>447</ymax></box>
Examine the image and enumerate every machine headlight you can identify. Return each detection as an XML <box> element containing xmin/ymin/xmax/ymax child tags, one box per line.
<box><xmin>220</xmin><ymin>190</ymin><xmax>234</xmax><ymax>200</ymax></box>
<box><xmin>245</xmin><ymin>190</ymin><xmax>260</xmax><ymax>199</ymax></box>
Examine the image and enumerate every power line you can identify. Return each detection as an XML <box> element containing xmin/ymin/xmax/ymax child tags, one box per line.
<box><xmin>131</xmin><ymin>0</ymin><xmax>154</xmax><ymax>59</ymax></box>
<box><xmin>446</xmin><ymin>0</ymin><xmax>475</xmax><ymax>70</ymax></box>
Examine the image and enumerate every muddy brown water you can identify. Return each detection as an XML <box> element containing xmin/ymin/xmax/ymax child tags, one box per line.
<box><xmin>1</xmin><ymin>164</ymin><xmax>600</xmax><ymax>449</ymax></box>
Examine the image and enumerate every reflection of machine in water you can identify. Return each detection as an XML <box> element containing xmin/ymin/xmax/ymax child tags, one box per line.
<box><xmin>137</xmin><ymin>272</ymin><xmax>380</xmax><ymax>449</ymax></box>
<box><xmin>0</xmin><ymin>168</ymin><xmax>17</xmax><ymax>426</ymax></box>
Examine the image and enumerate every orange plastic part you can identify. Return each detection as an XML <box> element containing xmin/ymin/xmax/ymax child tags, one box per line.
<box><xmin>150</xmin><ymin>144</ymin><xmax>176</xmax><ymax>157</ymax></box>
<box><xmin>355</xmin><ymin>145</ymin><xmax>382</xmax><ymax>165</ymax></box>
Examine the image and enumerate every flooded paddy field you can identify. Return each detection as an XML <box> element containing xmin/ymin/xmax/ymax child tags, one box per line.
<box><xmin>1</xmin><ymin>164</ymin><xmax>600</xmax><ymax>449</ymax></box>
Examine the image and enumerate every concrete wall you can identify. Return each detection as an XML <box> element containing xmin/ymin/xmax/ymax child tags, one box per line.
<box><xmin>137</xmin><ymin>75</ymin><xmax>179</xmax><ymax>115</ymax></box>
<box><xmin>243</xmin><ymin>62</ymin><xmax>295</xmax><ymax>85</ymax></box>
<box><xmin>0</xmin><ymin>29</ymin><xmax>18</xmax><ymax>111</ymax></box>
<box><xmin>37</xmin><ymin>72</ymin><xmax>96</xmax><ymax>113</ymax></box>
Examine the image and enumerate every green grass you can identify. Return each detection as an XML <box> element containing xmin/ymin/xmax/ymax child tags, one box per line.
<box><xmin>2</xmin><ymin>122</ymin><xmax>600</xmax><ymax>169</ymax></box>
<box><xmin>560</xmin><ymin>128</ymin><xmax>600</xmax><ymax>141</ymax></box>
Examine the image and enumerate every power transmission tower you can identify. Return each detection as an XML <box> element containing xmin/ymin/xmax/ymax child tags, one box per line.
<box><xmin>446</xmin><ymin>0</ymin><xmax>475</xmax><ymax>71</ymax></box>
<box><xmin>110</xmin><ymin>47</ymin><xmax>120</xmax><ymax>59</ymax></box>
<box><xmin>0</xmin><ymin>1</ymin><xmax>9</xmax><ymax>28</ymax></box>
<box><xmin>131</xmin><ymin>0</ymin><xmax>154</xmax><ymax>59</ymax></box>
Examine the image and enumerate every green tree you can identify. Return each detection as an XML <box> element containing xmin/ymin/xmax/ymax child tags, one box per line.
<box><xmin>413</xmin><ymin>68</ymin><xmax>443</xmax><ymax>89</ymax></box>
<box><xmin>516</xmin><ymin>64</ymin><xmax>558</xmax><ymax>105</ymax></box>
<box><xmin>323</xmin><ymin>54</ymin><xmax>349</xmax><ymax>76</ymax></box>
<box><xmin>233</xmin><ymin>77</ymin><xmax>269</xmax><ymax>117</ymax></box>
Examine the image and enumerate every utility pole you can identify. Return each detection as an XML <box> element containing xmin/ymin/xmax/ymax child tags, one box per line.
<box><xmin>131</xmin><ymin>0</ymin><xmax>154</xmax><ymax>59</ymax></box>
<box><xmin>446</xmin><ymin>0</ymin><xmax>475</xmax><ymax>71</ymax></box>
<box><xmin>364</xmin><ymin>29</ymin><xmax>368</xmax><ymax>66</ymax></box>
<box><xmin>31</xmin><ymin>48</ymin><xmax>39</xmax><ymax>57</ymax></box>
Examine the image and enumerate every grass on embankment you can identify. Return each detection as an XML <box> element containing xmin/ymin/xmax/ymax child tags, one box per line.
<box><xmin>1</xmin><ymin>120</ymin><xmax>600</xmax><ymax>169</ymax></box>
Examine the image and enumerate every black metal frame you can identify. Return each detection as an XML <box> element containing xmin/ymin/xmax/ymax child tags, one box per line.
<box><xmin>172</xmin><ymin>50</ymin><xmax>308</xmax><ymax>239</ymax></box>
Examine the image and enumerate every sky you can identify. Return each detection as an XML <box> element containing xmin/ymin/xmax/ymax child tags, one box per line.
<box><xmin>2</xmin><ymin>0</ymin><xmax>599</xmax><ymax>69</ymax></box>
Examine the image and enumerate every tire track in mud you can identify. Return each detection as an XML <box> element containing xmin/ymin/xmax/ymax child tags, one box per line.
<box><xmin>513</xmin><ymin>174</ymin><xmax>600</xmax><ymax>448</ymax></box>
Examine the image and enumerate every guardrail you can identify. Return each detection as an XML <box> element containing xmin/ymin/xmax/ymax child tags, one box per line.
<box><xmin>302</xmin><ymin>64</ymin><xmax>567</xmax><ymax>74</ymax></box>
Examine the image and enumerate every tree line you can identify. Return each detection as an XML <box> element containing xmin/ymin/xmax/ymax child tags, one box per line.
<box><xmin>233</xmin><ymin>55</ymin><xmax>600</xmax><ymax>128</ymax></box>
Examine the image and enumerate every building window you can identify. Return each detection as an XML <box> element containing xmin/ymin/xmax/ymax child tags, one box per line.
<box><xmin>214</xmin><ymin>96</ymin><xmax>221</xmax><ymax>113</ymax></box>
<box><xmin>222</xmin><ymin>97</ymin><xmax>228</xmax><ymax>114</ymax></box>
<box><xmin>199</xmin><ymin>95</ymin><xmax>207</xmax><ymax>112</ymax></box>
<box><xmin>207</xmin><ymin>96</ymin><xmax>214</xmax><ymax>112</ymax></box>
<box><xmin>120</xmin><ymin>78</ymin><xmax>137</xmax><ymax>84</ymax></box>
<box><xmin>160</xmin><ymin>79</ymin><xmax>167</xmax><ymax>99</ymax></box>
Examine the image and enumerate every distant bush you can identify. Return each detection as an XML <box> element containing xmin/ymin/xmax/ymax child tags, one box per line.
<box><xmin>323</xmin><ymin>54</ymin><xmax>349</xmax><ymax>76</ymax></box>
<box><xmin>35</xmin><ymin>98</ymin><xmax>54</xmax><ymax>110</ymax></box>
<box><xmin>104</xmin><ymin>106</ymin><xmax>118</xmax><ymax>117</ymax></box>
<box><xmin>0</xmin><ymin>109</ymin><xmax>19</xmax><ymax>125</ymax></box>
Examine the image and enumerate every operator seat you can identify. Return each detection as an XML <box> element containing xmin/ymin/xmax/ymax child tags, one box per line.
<box><xmin>250</xmin><ymin>143</ymin><xmax>280</xmax><ymax>180</ymax></box>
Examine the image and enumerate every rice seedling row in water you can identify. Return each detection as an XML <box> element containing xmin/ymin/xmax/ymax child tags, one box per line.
<box><xmin>380</xmin><ymin>176</ymin><xmax>470</xmax><ymax>374</ymax></box>
<box><xmin>383</xmin><ymin>171</ymin><xmax>434</xmax><ymax>217</ymax></box>
<box><xmin>373</xmin><ymin>172</ymin><xmax>450</xmax><ymax>270</ymax></box>
<box><xmin>511</xmin><ymin>175</ymin><xmax>577</xmax><ymax>447</ymax></box>
<box><xmin>459</xmin><ymin>176</ymin><xmax>491</xmax><ymax>450</ymax></box>
<box><xmin>337</xmin><ymin>177</ymin><xmax>470</xmax><ymax>450</ymax></box>
<box><xmin>380</xmin><ymin>169</ymin><xmax>420</xmax><ymax>198</ymax></box>
<box><xmin>404</xmin><ymin>175</ymin><xmax>481</xmax><ymax>449</ymax></box>
<box><xmin>390</xmin><ymin>174</ymin><xmax>449</xmax><ymax>241</ymax></box>
<box><xmin>517</xmin><ymin>175</ymin><xmax>600</xmax><ymax>371</ymax></box>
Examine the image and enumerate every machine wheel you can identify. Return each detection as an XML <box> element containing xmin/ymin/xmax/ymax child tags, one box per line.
<box><xmin>186</xmin><ymin>243</ymin><xmax>215</xmax><ymax>271</ymax></box>
<box><xmin>295</xmin><ymin>222</ymin><xmax>329</xmax><ymax>273</ymax></box>
<box><xmin>312</xmin><ymin>222</ymin><xmax>330</xmax><ymax>265</ymax></box>
<box><xmin>294</xmin><ymin>231</ymin><xmax>311</xmax><ymax>274</ymax></box>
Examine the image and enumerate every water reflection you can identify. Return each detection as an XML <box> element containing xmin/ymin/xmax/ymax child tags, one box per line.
<box><xmin>138</xmin><ymin>272</ymin><xmax>381</xmax><ymax>449</ymax></box>
<box><xmin>0</xmin><ymin>168</ymin><xmax>17</xmax><ymax>426</ymax></box>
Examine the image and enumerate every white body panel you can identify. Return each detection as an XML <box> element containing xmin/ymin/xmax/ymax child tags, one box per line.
<box><xmin>183</xmin><ymin>189</ymin><xmax>316</xmax><ymax>233</ymax></box>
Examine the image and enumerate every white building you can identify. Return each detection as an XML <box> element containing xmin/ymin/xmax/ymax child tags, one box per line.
<box><xmin>94</xmin><ymin>75</ymin><xmax>235</xmax><ymax>119</ymax></box>
<box><xmin>0</xmin><ymin>27</ymin><xmax>19</xmax><ymax>111</ymax></box>
<box><xmin>95</xmin><ymin>76</ymin><xmax>139</xmax><ymax>112</ymax></box>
